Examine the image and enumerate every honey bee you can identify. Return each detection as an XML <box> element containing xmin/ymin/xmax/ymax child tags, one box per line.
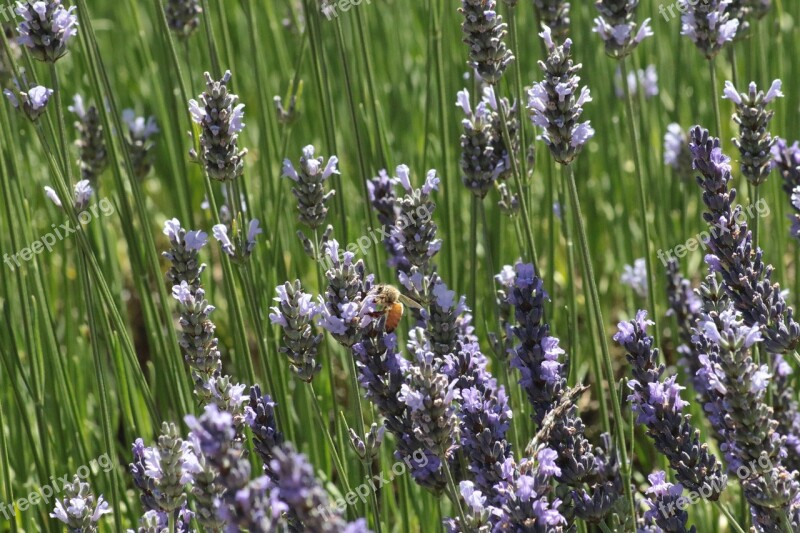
<box><xmin>367</xmin><ymin>284</ymin><xmax>424</xmax><ymax>333</ymax></box>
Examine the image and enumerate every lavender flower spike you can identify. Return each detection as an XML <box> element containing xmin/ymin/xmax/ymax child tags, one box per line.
<box><xmin>50</xmin><ymin>476</ymin><xmax>111</xmax><ymax>532</ymax></box>
<box><xmin>458</xmin><ymin>0</ymin><xmax>514</xmax><ymax>84</ymax></box>
<box><xmin>593</xmin><ymin>0</ymin><xmax>653</xmax><ymax>59</ymax></box>
<box><xmin>533</xmin><ymin>0</ymin><xmax>571</xmax><ymax>40</ymax></box>
<box><xmin>615</xmin><ymin>310</ymin><xmax>728</xmax><ymax>500</ymax></box>
<box><xmin>663</xmin><ymin>123</ymin><xmax>694</xmax><ymax>177</ymax></box>
<box><xmin>122</xmin><ymin>109</ymin><xmax>159</xmax><ymax>180</ymax></box>
<box><xmin>163</xmin><ymin>218</ymin><xmax>207</xmax><ymax>289</ymax></box>
<box><xmin>269</xmin><ymin>280</ymin><xmax>323</xmax><ymax>382</ymax></box>
<box><xmin>189</xmin><ymin>71</ymin><xmax>247</xmax><ymax>182</ymax></box>
<box><xmin>283</xmin><ymin>145</ymin><xmax>338</xmax><ymax>229</ymax></box>
<box><xmin>15</xmin><ymin>0</ymin><xmax>78</xmax><ymax>62</ymax></box>
<box><xmin>690</xmin><ymin>126</ymin><xmax>800</xmax><ymax>354</ymax></box>
<box><xmin>773</xmin><ymin>138</ymin><xmax>800</xmax><ymax>242</ymax></box>
<box><xmin>528</xmin><ymin>25</ymin><xmax>594</xmax><ymax>166</ymax></box>
<box><xmin>681</xmin><ymin>0</ymin><xmax>739</xmax><ymax>59</ymax></box>
<box><xmin>70</xmin><ymin>94</ymin><xmax>108</xmax><ymax>183</ymax></box>
<box><xmin>43</xmin><ymin>179</ymin><xmax>93</xmax><ymax>212</ymax></box>
<box><xmin>722</xmin><ymin>79</ymin><xmax>783</xmax><ymax>186</ymax></box>
<box><xmin>456</xmin><ymin>87</ymin><xmax>518</xmax><ymax>199</ymax></box>
<box><xmin>3</xmin><ymin>72</ymin><xmax>52</xmax><ymax>121</ymax></box>
<box><xmin>640</xmin><ymin>471</ymin><xmax>696</xmax><ymax>532</ymax></box>
<box><xmin>318</xmin><ymin>239</ymin><xmax>372</xmax><ymax>348</ymax></box>
<box><xmin>695</xmin><ymin>307</ymin><xmax>800</xmax><ymax>531</ymax></box>
<box><xmin>165</xmin><ymin>0</ymin><xmax>201</xmax><ymax>39</ymax></box>
<box><xmin>621</xmin><ymin>257</ymin><xmax>648</xmax><ymax>298</ymax></box>
<box><xmin>211</xmin><ymin>217</ymin><xmax>261</xmax><ymax>263</ymax></box>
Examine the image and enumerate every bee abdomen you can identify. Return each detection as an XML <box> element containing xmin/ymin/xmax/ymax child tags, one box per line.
<box><xmin>385</xmin><ymin>302</ymin><xmax>404</xmax><ymax>332</ymax></box>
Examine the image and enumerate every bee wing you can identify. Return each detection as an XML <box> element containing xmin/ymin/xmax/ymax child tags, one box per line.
<box><xmin>397</xmin><ymin>293</ymin><xmax>424</xmax><ymax>309</ymax></box>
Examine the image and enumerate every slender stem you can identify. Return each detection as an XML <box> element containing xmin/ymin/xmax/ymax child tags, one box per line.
<box><xmin>620</xmin><ymin>58</ymin><xmax>660</xmax><ymax>352</ymax></box>
<box><xmin>709</xmin><ymin>58</ymin><xmax>723</xmax><ymax>137</ymax></box>
<box><xmin>496</xmin><ymin>96</ymin><xmax>539</xmax><ymax>268</ymax></box>
<box><xmin>470</xmin><ymin>196</ymin><xmax>479</xmax><ymax>310</ymax></box>
<box><xmin>714</xmin><ymin>501</ymin><xmax>748</xmax><ymax>533</ymax></box>
<box><xmin>441</xmin><ymin>454</ymin><xmax>468</xmax><ymax>527</ymax></box>
<box><xmin>308</xmin><ymin>383</ymin><xmax>353</xmax><ymax>496</ymax></box>
<box><xmin>565</xmin><ymin>164</ymin><xmax>635</xmax><ymax>520</ymax></box>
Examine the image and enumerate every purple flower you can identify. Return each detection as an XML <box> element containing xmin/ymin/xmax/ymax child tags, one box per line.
<box><xmin>15</xmin><ymin>0</ymin><xmax>78</xmax><ymax>62</ymax></box>
<box><xmin>690</xmin><ymin>126</ymin><xmax>800</xmax><ymax>354</ymax></box>
<box><xmin>593</xmin><ymin>0</ymin><xmax>652</xmax><ymax>58</ymax></box>
<box><xmin>528</xmin><ymin>26</ymin><xmax>593</xmax><ymax>165</ymax></box>
<box><xmin>122</xmin><ymin>108</ymin><xmax>158</xmax><ymax>179</ymax></box>
<box><xmin>458</xmin><ymin>0</ymin><xmax>514</xmax><ymax>84</ymax></box>
<box><xmin>694</xmin><ymin>303</ymin><xmax>800</xmax><ymax>530</ymax></box>
<box><xmin>269</xmin><ymin>280</ymin><xmax>322</xmax><ymax>382</ymax></box>
<box><xmin>681</xmin><ymin>0</ymin><xmax>739</xmax><ymax>59</ymax></box>
<box><xmin>283</xmin><ymin>145</ymin><xmax>338</xmax><ymax>229</ymax></box>
<box><xmin>615</xmin><ymin>309</ymin><xmax>727</xmax><ymax>499</ymax></box>
<box><xmin>722</xmin><ymin>79</ymin><xmax>783</xmax><ymax>185</ymax></box>
<box><xmin>621</xmin><ymin>257</ymin><xmax>648</xmax><ymax>297</ymax></box>
<box><xmin>188</xmin><ymin>71</ymin><xmax>247</xmax><ymax>182</ymax></box>
<box><xmin>50</xmin><ymin>477</ymin><xmax>110</xmax><ymax>532</ymax></box>
<box><xmin>533</xmin><ymin>0</ymin><xmax>570</xmax><ymax>40</ymax></box>
<box><xmin>165</xmin><ymin>0</ymin><xmax>202</xmax><ymax>39</ymax></box>
<box><xmin>3</xmin><ymin>72</ymin><xmax>52</xmax><ymax>121</ymax></box>
<box><xmin>456</xmin><ymin>86</ymin><xmax>519</xmax><ymax>199</ymax></box>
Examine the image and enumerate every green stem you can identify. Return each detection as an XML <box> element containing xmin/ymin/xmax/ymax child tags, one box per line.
<box><xmin>496</xmin><ymin>96</ymin><xmax>539</xmax><ymax>269</ymax></box>
<box><xmin>308</xmin><ymin>383</ymin><xmax>353</xmax><ymax>496</ymax></box>
<box><xmin>565</xmin><ymin>164</ymin><xmax>634</xmax><ymax>521</ymax></box>
<box><xmin>709</xmin><ymin>58</ymin><xmax>723</xmax><ymax>137</ymax></box>
<box><xmin>441</xmin><ymin>454</ymin><xmax>468</xmax><ymax>528</ymax></box>
<box><xmin>620</xmin><ymin>58</ymin><xmax>661</xmax><ymax>352</ymax></box>
<box><xmin>714</xmin><ymin>501</ymin><xmax>748</xmax><ymax>533</ymax></box>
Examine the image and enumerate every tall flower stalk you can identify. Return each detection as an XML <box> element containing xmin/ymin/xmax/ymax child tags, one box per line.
<box><xmin>528</xmin><ymin>24</ymin><xmax>633</xmax><ymax>517</ymax></box>
<box><xmin>722</xmin><ymin>79</ymin><xmax>783</xmax><ymax>249</ymax></box>
<box><xmin>690</xmin><ymin>126</ymin><xmax>800</xmax><ymax>354</ymax></box>
<box><xmin>593</xmin><ymin>0</ymin><xmax>660</xmax><ymax>351</ymax></box>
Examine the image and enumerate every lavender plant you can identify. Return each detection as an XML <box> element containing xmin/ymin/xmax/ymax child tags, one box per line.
<box><xmin>268</xmin><ymin>279</ymin><xmax>323</xmax><ymax>381</ymax></box>
<box><xmin>527</xmin><ymin>25</ymin><xmax>594</xmax><ymax>166</ymax></box>
<box><xmin>593</xmin><ymin>0</ymin><xmax>653</xmax><ymax>59</ymax></box>
<box><xmin>458</xmin><ymin>0</ymin><xmax>514</xmax><ymax>84</ymax></box>
<box><xmin>3</xmin><ymin>73</ymin><xmax>52</xmax><ymax>121</ymax></box>
<box><xmin>122</xmin><ymin>109</ymin><xmax>159</xmax><ymax>179</ymax></box>
<box><xmin>14</xmin><ymin>0</ymin><xmax>78</xmax><ymax>62</ymax></box>
<box><xmin>681</xmin><ymin>0</ymin><xmax>740</xmax><ymax>59</ymax></box>
<box><xmin>533</xmin><ymin>0</ymin><xmax>571</xmax><ymax>39</ymax></box>
<box><xmin>722</xmin><ymin>79</ymin><xmax>783</xmax><ymax>186</ymax></box>
<box><xmin>50</xmin><ymin>477</ymin><xmax>111</xmax><ymax>532</ymax></box>
<box><xmin>69</xmin><ymin>94</ymin><xmax>107</xmax><ymax>183</ymax></box>
<box><xmin>165</xmin><ymin>0</ymin><xmax>201</xmax><ymax>39</ymax></box>
<box><xmin>188</xmin><ymin>71</ymin><xmax>247</xmax><ymax>182</ymax></box>
<box><xmin>691</xmin><ymin>126</ymin><xmax>800</xmax><ymax>354</ymax></box>
<box><xmin>614</xmin><ymin>310</ymin><xmax>728</xmax><ymax>500</ymax></box>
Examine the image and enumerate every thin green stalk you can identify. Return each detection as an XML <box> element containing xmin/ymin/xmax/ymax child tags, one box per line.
<box><xmin>496</xmin><ymin>96</ymin><xmax>540</xmax><ymax>269</ymax></box>
<box><xmin>470</xmin><ymin>196</ymin><xmax>478</xmax><ymax>310</ymax></box>
<box><xmin>714</xmin><ymin>500</ymin><xmax>748</xmax><ymax>533</ymax></box>
<box><xmin>308</xmin><ymin>383</ymin><xmax>353</xmax><ymax>497</ymax></box>
<box><xmin>431</xmin><ymin>0</ymin><xmax>458</xmax><ymax>288</ymax></box>
<box><xmin>441</xmin><ymin>454</ymin><xmax>468</xmax><ymax>528</ymax></box>
<box><xmin>620</xmin><ymin>58</ymin><xmax>660</xmax><ymax>352</ymax></box>
<box><xmin>709</xmin><ymin>58</ymin><xmax>723</xmax><ymax>137</ymax></box>
<box><xmin>565</xmin><ymin>164</ymin><xmax>634</xmax><ymax>521</ymax></box>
